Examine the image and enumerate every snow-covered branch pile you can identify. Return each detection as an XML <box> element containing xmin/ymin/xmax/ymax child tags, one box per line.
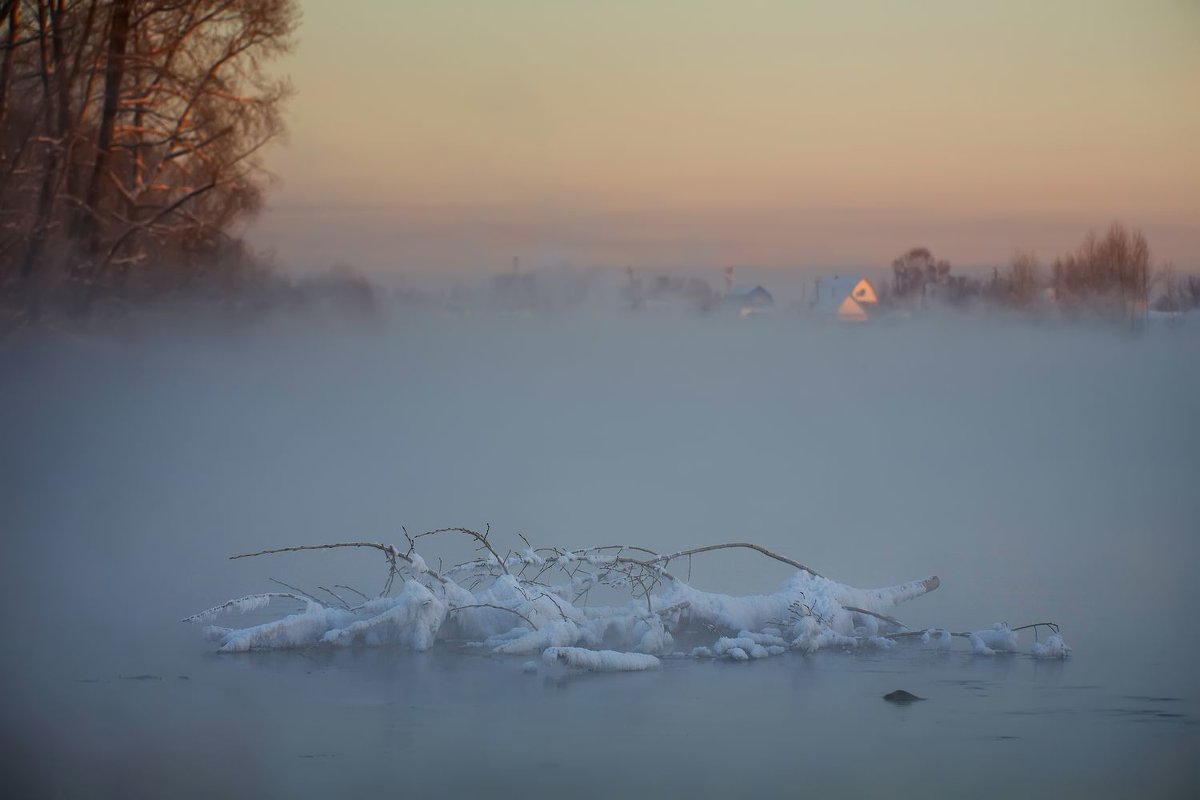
<box><xmin>185</xmin><ymin>528</ymin><xmax>1069</xmax><ymax>667</ymax></box>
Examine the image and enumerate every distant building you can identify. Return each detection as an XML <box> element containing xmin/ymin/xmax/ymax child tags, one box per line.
<box><xmin>722</xmin><ymin>267</ymin><xmax>774</xmax><ymax>317</ymax></box>
<box><xmin>812</xmin><ymin>276</ymin><xmax>878</xmax><ymax>323</ymax></box>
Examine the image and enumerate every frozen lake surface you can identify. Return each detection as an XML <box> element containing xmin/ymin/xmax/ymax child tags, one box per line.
<box><xmin>2</xmin><ymin>312</ymin><xmax>1198</xmax><ymax>797</ymax></box>
<box><xmin>9</xmin><ymin>635</ymin><xmax>1199</xmax><ymax>799</ymax></box>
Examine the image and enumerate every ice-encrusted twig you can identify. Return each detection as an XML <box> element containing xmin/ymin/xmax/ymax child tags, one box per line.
<box><xmin>316</xmin><ymin>585</ymin><xmax>351</xmax><ymax>609</ymax></box>
<box><xmin>843</xmin><ymin>606</ymin><xmax>904</xmax><ymax>627</ymax></box>
<box><xmin>649</xmin><ymin>542</ymin><xmax>824</xmax><ymax>577</ymax></box>
<box><xmin>334</xmin><ymin>584</ymin><xmax>371</xmax><ymax>602</ymax></box>
<box><xmin>269</xmin><ymin>578</ymin><xmax>323</xmax><ymax>605</ymax></box>
<box><xmin>231</xmin><ymin>540</ymin><xmax>453</xmax><ymax>594</ymax></box>
<box><xmin>414</xmin><ymin>526</ymin><xmax>509</xmax><ymax>575</ymax></box>
<box><xmin>182</xmin><ymin>592</ymin><xmax>316</xmax><ymax>624</ymax></box>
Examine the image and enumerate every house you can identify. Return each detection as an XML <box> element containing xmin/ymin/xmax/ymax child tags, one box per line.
<box><xmin>722</xmin><ymin>268</ymin><xmax>774</xmax><ymax>317</ymax></box>
<box><xmin>812</xmin><ymin>276</ymin><xmax>878</xmax><ymax>323</ymax></box>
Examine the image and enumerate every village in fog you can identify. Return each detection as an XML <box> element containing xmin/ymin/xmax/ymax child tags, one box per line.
<box><xmin>267</xmin><ymin>223</ymin><xmax>1197</xmax><ymax>334</ymax></box>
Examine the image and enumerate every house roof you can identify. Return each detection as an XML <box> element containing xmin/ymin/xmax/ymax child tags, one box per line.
<box><xmin>813</xmin><ymin>277</ymin><xmax>876</xmax><ymax>310</ymax></box>
<box><xmin>726</xmin><ymin>284</ymin><xmax>771</xmax><ymax>298</ymax></box>
<box><xmin>837</xmin><ymin>295</ymin><xmax>869</xmax><ymax>322</ymax></box>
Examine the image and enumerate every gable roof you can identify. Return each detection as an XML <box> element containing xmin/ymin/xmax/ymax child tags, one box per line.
<box><xmin>849</xmin><ymin>278</ymin><xmax>878</xmax><ymax>304</ymax></box>
<box><xmin>837</xmin><ymin>295</ymin><xmax>869</xmax><ymax>322</ymax></box>
<box><xmin>726</xmin><ymin>284</ymin><xmax>772</xmax><ymax>299</ymax></box>
<box><xmin>813</xmin><ymin>277</ymin><xmax>877</xmax><ymax>310</ymax></box>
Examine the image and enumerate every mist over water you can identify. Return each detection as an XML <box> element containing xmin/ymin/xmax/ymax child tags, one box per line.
<box><xmin>2</xmin><ymin>311</ymin><xmax>1198</xmax><ymax>797</ymax></box>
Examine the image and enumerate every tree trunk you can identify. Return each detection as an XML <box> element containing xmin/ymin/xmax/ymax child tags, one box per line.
<box><xmin>78</xmin><ymin>0</ymin><xmax>131</xmax><ymax>258</ymax></box>
<box><xmin>21</xmin><ymin>1</ymin><xmax>62</xmax><ymax>306</ymax></box>
<box><xmin>0</xmin><ymin>0</ymin><xmax>19</xmax><ymax>136</ymax></box>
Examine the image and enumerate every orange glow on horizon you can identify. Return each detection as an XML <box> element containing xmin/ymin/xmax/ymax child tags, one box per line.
<box><xmin>250</xmin><ymin>0</ymin><xmax>1200</xmax><ymax>273</ymax></box>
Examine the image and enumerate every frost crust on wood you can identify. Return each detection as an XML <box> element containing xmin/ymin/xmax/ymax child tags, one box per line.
<box><xmin>186</xmin><ymin>528</ymin><xmax>1068</xmax><ymax>664</ymax></box>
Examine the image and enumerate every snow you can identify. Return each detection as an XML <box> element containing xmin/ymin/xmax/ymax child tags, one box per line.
<box><xmin>921</xmin><ymin>629</ymin><xmax>953</xmax><ymax>650</ymax></box>
<box><xmin>489</xmin><ymin>620</ymin><xmax>581</xmax><ymax>655</ymax></box>
<box><xmin>714</xmin><ymin>636</ymin><xmax>772</xmax><ymax>660</ymax></box>
<box><xmin>969</xmin><ymin>623</ymin><xmax>1019</xmax><ymax>656</ymax></box>
<box><xmin>187</xmin><ymin>533</ymin><xmax>1068</xmax><ymax>671</ymax></box>
<box><xmin>791</xmin><ymin>615</ymin><xmax>859</xmax><ymax>654</ymax></box>
<box><xmin>183</xmin><ymin>592</ymin><xmax>317</xmax><ymax>624</ymax></box>
<box><xmin>321</xmin><ymin>582</ymin><xmax>446</xmax><ymax>650</ymax></box>
<box><xmin>543</xmin><ymin>647</ymin><xmax>661</xmax><ymax>672</ymax></box>
<box><xmin>1031</xmin><ymin>634</ymin><xmax>1071</xmax><ymax>659</ymax></box>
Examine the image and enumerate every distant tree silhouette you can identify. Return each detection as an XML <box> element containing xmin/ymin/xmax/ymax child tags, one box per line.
<box><xmin>1052</xmin><ymin>223</ymin><xmax>1150</xmax><ymax>319</ymax></box>
<box><xmin>1152</xmin><ymin>270</ymin><xmax>1200</xmax><ymax>313</ymax></box>
<box><xmin>891</xmin><ymin>247</ymin><xmax>951</xmax><ymax>299</ymax></box>
<box><xmin>988</xmin><ymin>251</ymin><xmax>1042</xmax><ymax>308</ymax></box>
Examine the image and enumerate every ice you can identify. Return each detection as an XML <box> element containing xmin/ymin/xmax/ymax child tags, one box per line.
<box><xmin>490</xmin><ymin>620</ymin><xmax>581</xmax><ymax>655</ymax></box>
<box><xmin>543</xmin><ymin>647</ymin><xmax>661</xmax><ymax>672</ymax></box>
<box><xmin>1031</xmin><ymin>634</ymin><xmax>1071</xmax><ymax>659</ymax></box>
<box><xmin>969</xmin><ymin>623</ymin><xmax>1019</xmax><ymax>655</ymax></box>
<box><xmin>187</xmin><ymin>531</ymin><xmax>1065</xmax><ymax>671</ymax></box>
<box><xmin>714</xmin><ymin>637</ymin><xmax>772</xmax><ymax>659</ymax></box>
<box><xmin>921</xmin><ymin>629</ymin><xmax>953</xmax><ymax>650</ymax></box>
<box><xmin>320</xmin><ymin>582</ymin><xmax>446</xmax><ymax>650</ymax></box>
<box><xmin>182</xmin><ymin>592</ymin><xmax>318</xmax><ymax>624</ymax></box>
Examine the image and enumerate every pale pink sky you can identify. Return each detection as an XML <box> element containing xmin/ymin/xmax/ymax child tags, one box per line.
<box><xmin>248</xmin><ymin>0</ymin><xmax>1200</xmax><ymax>275</ymax></box>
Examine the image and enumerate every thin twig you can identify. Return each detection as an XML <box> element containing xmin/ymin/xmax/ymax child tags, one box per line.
<box><xmin>269</xmin><ymin>578</ymin><xmax>322</xmax><ymax>605</ymax></box>
<box><xmin>334</xmin><ymin>584</ymin><xmax>371</xmax><ymax>602</ymax></box>
<box><xmin>844</xmin><ymin>606</ymin><xmax>904</xmax><ymax>627</ymax></box>
<box><xmin>414</xmin><ymin>527</ymin><xmax>509</xmax><ymax>576</ymax></box>
<box><xmin>649</xmin><ymin>542</ymin><xmax>823</xmax><ymax>577</ymax></box>
<box><xmin>538</xmin><ymin>591</ymin><xmax>568</xmax><ymax>621</ymax></box>
<box><xmin>316</xmin><ymin>585</ymin><xmax>351</xmax><ymax>609</ymax></box>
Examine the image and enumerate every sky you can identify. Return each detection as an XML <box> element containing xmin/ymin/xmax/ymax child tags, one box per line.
<box><xmin>247</xmin><ymin>0</ymin><xmax>1200</xmax><ymax>277</ymax></box>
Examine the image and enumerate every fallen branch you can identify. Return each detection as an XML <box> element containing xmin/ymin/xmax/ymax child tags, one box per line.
<box><xmin>191</xmin><ymin>526</ymin><xmax>1062</xmax><ymax>665</ymax></box>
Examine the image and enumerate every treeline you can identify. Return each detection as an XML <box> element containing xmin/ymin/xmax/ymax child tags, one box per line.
<box><xmin>0</xmin><ymin>0</ymin><xmax>299</xmax><ymax>320</ymax></box>
<box><xmin>889</xmin><ymin>223</ymin><xmax>1193</xmax><ymax>319</ymax></box>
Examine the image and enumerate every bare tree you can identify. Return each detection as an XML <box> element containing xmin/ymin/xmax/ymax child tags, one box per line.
<box><xmin>1052</xmin><ymin>222</ymin><xmax>1151</xmax><ymax>320</ymax></box>
<box><xmin>990</xmin><ymin>250</ymin><xmax>1042</xmax><ymax>308</ymax></box>
<box><xmin>1152</xmin><ymin>267</ymin><xmax>1200</xmax><ymax>313</ymax></box>
<box><xmin>891</xmin><ymin>246</ymin><xmax>951</xmax><ymax>300</ymax></box>
<box><xmin>1</xmin><ymin>0</ymin><xmax>299</xmax><ymax>318</ymax></box>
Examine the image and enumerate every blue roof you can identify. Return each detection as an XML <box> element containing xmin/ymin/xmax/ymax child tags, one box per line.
<box><xmin>726</xmin><ymin>284</ymin><xmax>771</xmax><ymax>298</ymax></box>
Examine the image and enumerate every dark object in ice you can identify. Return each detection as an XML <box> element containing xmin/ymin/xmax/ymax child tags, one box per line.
<box><xmin>884</xmin><ymin>690</ymin><xmax>924</xmax><ymax>703</ymax></box>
